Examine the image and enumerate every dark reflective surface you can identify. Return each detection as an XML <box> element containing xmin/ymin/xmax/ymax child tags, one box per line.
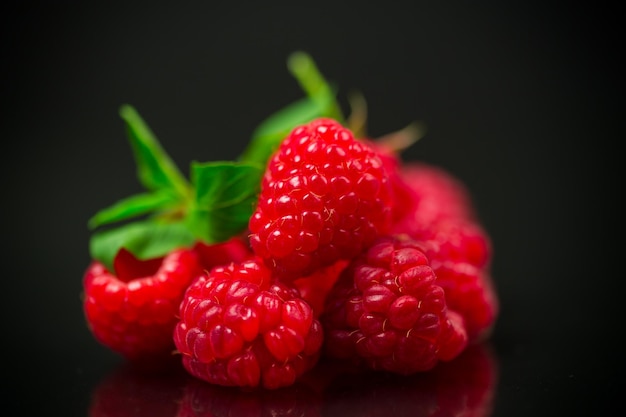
<box><xmin>87</xmin><ymin>359</ymin><xmax>188</xmax><ymax>417</ymax></box>
<box><xmin>313</xmin><ymin>343</ymin><xmax>498</xmax><ymax>417</ymax></box>
<box><xmin>4</xmin><ymin>1</ymin><xmax>619</xmax><ymax>416</ymax></box>
<box><xmin>85</xmin><ymin>343</ymin><xmax>497</xmax><ymax>417</ymax></box>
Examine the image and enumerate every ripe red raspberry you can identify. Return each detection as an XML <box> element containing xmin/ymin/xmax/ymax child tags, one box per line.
<box><xmin>369</xmin><ymin>154</ymin><xmax>491</xmax><ymax>267</ymax></box>
<box><xmin>293</xmin><ymin>259</ymin><xmax>350</xmax><ymax>319</ymax></box>
<box><xmin>82</xmin><ymin>248</ymin><xmax>203</xmax><ymax>361</ymax></box>
<box><xmin>193</xmin><ymin>236</ymin><xmax>253</xmax><ymax>272</ymax></box>
<box><xmin>407</xmin><ymin>218</ymin><xmax>493</xmax><ymax>269</ymax></box>
<box><xmin>430</xmin><ymin>260</ymin><xmax>499</xmax><ymax>342</ymax></box>
<box><xmin>394</xmin><ymin>162</ymin><xmax>478</xmax><ymax>227</ymax></box>
<box><xmin>384</xmin><ymin>162</ymin><xmax>498</xmax><ymax>340</ymax></box>
<box><xmin>321</xmin><ymin>235</ymin><xmax>468</xmax><ymax>374</ymax></box>
<box><xmin>362</xmin><ymin>138</ymin><xmax>420</xmax><ymax>226</ymax></box>
<box><xmin>172</xmin><ymin>256</ymin><xmax>324</xmax><ymax>390</ymax></box>
<box><xmin>248</xmin><ymin>118</ymin><xmax>393</xmax><ymax>281</ymax></box>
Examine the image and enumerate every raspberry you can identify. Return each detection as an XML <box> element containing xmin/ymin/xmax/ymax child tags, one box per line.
<box><xmin>407</xmin><ymin>218</ymin><xmax>492</xmax><ymax>269</ymax></box>
<box><xmin>172</xmin><ymin>256</ymin><xmax>324</xmax><ymax>389</ymax></box>
<box><xmin>321</xmin><ymin>235</ymin><xmax>468</xmax><ymax>374</ymax></box>
<box><xmin>431</xmin><ymin>260</ymin><xmax>499</xmax><ymax>341</ymax></box>
<box><xmin>367</xmin><ymin>147</ymin><xmax>490</xmax><ymax>269</ymax></box>
<box><xmin>363</xmin><ymin>138</ymin><xmax>420</xmax><ymax>226</ymax></box>
<box><xmin>193</xmin><ymin>236</ymin><xmax>253</xmax><ymax>272</ymax></box>
<box><xmin>248</xmin><ymin>118</ymin><xmax>393</xmax><ymax>281</ymax></box>
<box><xmin>394</xmin><ymin>162</ymin><xmax>478</xmax><ymax>227</ymax></box>
<box><xmin>293</xmin><ymin>259</ymin><xmax>350</xmax><ymax>319</ymax></box>
<box><xmin>384</xmin><ymin>161</ymin><xmax>498</xmax><ymax>340</ymax></box>
<box><xmin>82</xmin><ymin>248</ymin><xmax>203</xmax><ymax>361</ymax></box>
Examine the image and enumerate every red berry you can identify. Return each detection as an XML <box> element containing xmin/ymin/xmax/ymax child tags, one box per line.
<box><xmin>367</xmin><ymin>148</ymin><xmax>491</xmax><ymax>269</ymax></box>
<box><xmin>321</xmin><ymin>235</ymin><xmax>468</xmax><ymax>374</ymax></box>
<box><xmin>193</xmin><ymin>236</ymin><xmax>253</xmax><ymax>272</ymax></box>
<box><xmin>393</xmin><ymin>162</ymin><xmax>477</xmax><ymax>227</ymax></box>
<box><xmin>248</xmin><ymin>118</ymin><xmax>393</xmax><ymax>281</ymax></box>
<box><xmin>382</xmin><ymin>161</ymin><xmax>498</xmax><ymax>340</ymax></box>
<box><xmin>408</xmin><ymin>218</ymin><xmax>493</xmax><ymax>269</ymax></box>
<box><xmin>293</xmin><ymin>259</ymin><xmax>350</xmax><ymax>319</ymax></box>
<box><xmin>82</xmin><ymin>248</ymin><xmax>203</xmax><ymax>361</ymax></box>
<box><xmin>363</xmin><ymin>138</ymin><xmax>420</xmax><ymax>226</ymax></box>
<box><xmin>431</xmin><ymin>259</ymin><xmax>499</xmax><ymax>341</ymax></box>
<box><xmin>172</xmin><ymin>256</ymin><xmax>324</xmax><ymax>389</ymax></box>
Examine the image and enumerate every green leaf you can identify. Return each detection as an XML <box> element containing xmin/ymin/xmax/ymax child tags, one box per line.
<box><xmin>88</xmin><ymin>190</ymin><xmax>180</xmax><ymax>230</ymax></box>
<box><xmin>89</xmin><ymin>220</ymin><xmax>196</xmax><ymax>271</ymax></box>
<box><xmin>119</xmin><ymin>104</ymin><xmax>190</xmax><ymax>197</ymax></box>
<box><xmin>187</xmin><ymin>161</ymin><xmax>263</xmax><ymax>243</ymax></box>
<box><xmin>238</xmin><ymin>96</ymin><xmax>330</xmax><ymax>166</ymax></box>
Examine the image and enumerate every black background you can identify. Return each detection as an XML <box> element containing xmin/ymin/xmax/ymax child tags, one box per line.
<box><xmin>2</xmin><ymin>1</ymin><xmax>621</xmax><ymax>416</ymax></box>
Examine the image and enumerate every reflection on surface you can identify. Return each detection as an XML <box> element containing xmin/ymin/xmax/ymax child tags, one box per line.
<box><xmin>178</xmin><ymin>378</ymin><xmax>321</xmax><ymax>416</ymax></box>
<box><xmin>315</xmin><ymin>342</ymin><xmax>499</xmax><ymax>417</ymax></box>
<box><xmin>88</xmin><ymin>356</ymin><xmax>189</xmax><ymax>417</ymax></box>
<box><xmin>89</xmin><ymin>343</ymin><xmax>498</xmax><ymax>417</ymax></box>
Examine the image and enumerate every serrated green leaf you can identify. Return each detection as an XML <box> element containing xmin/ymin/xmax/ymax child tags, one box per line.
<box><xmin>89</xmin><ymin>220</ymin><xmax>196</xmax><ymax>271</ymax></box>
<box><xmin>187</xmin><ymin>161</ymin><xmax>263</xmax><ymax>243</ymax></box>
<box><xmin>88</xmin><ymin>190</ymin><xmax>180</xmax><ymax>230</ymax></box>
<box><xmin>119</xmin><ymin>104</ymin><xmax>190</xmax><ymax>197</ymax></box>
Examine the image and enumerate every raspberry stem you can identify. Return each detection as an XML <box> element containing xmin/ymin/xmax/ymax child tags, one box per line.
<box><xmin>376</xmin><ymin>121</ymin><xmax>427</xmax><ymax>153</ymax></box>
<box><xmin>287</xmin><ymin>51</ymin><xmax>344</xmax><ymax>123</ymax></box>
<box><xmin>346</xmin><ymin>89</ymin><xmax>368</xmax><ymax>138</ymax></box>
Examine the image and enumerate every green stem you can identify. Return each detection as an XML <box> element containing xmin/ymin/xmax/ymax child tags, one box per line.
<box><xmin>287</xmin><ymin>51</ymin><xmax>344</xmax><ymax>122</ymax></box>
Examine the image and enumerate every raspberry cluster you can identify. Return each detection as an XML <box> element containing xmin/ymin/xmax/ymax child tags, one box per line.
<box><xmin>82</xmin><ymin>52</ymin><xmax>498</xmax><ymax>390</ymax></box>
